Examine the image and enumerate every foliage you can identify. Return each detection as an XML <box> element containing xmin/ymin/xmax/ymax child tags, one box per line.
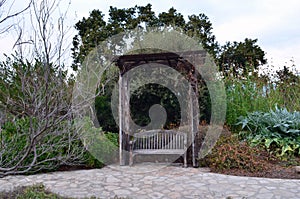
<box><xmin>95</xmin><ymin>95</ymin><xmax>118</xmax><ymax>133</ymax></box>
<box><xmin>0</xmin><ymin>184</ymin><xmax>66</xmax><ymax>199</ymax></box>
<box><xmin>95</xmin><ymin>77</ymin><xmax>211</xmax><ymax>132</ymax></box>
<box><xmin>0</xmin><ymin>116</ymin><xmax>86</xmax><ymax>176</ymax></box>
<box><xmin>276</xmin><ymin>65</ymin><xmax>299</xmax><ymax>84</ymax></box>
<box><xmin>200</xmin><ymin>135</ymin><xmax>275</xmax><ymax>172</ymax></box>
<box><xmin>238</xmin><ymin>107</ymin><xmax>300</xmax><ymax>158</ymax></box>
<box><xmin>71</xmin><ymin>4</ymin><xmax>219</xmax><ymax>70</ymax></box>
<box><xmin>72</xmin><ymin>4</ymin><xmax>268</xmax><ymax>131</ymax></box>
<box><xmin>218</xmin><ymin>38</ymin><xmax>267</xmax><ymax>77</ymax></box>
<box><xmin>0</xmin><ymin>184</ymin><xmax>130</xmax><ymax>199</ymax></box>
<box><xmin>274</xmin><ymin>66</ymin><xmax>300</xmax><ymax>110</ymax></box>
<box><xmin>78</xmin><ymin>117</ymin><xmax>119</xmax><ymax>166</ymax></box>
<box><xmin>72</xmin><ymin>4</ymin><xmax>267</xmax><ymax>79</ymax></box>
<box><xmin>94</xmin><ymin>64</ymin><xmax>119</xmax><ymax>133</ymax></box>
<box><xmin>225</xmin><ymin>64</ymin><xmax>300</xmax><ymax>130</ymax></box>
<box><xmin>225</xmin><ymin>75</ymin><xmax>271</xmax><ymax>128</ymax></box>
<box><xmin>104</xmin><ymin>131</ymin><xmax>119</xmax><ymax>146</ymax></box>
<box><xmin>0</xmin><ymin>56</ymin><xmax>85</xmax><ymax>177</ymax></box>
<box><xmin>130</xmin><ymin>83</ymin><xmax>180</xmax><ymax>128</ymax></box>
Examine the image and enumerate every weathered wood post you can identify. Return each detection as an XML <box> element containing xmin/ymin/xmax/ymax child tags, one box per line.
<box><xmin>188</xmin><ymin>85</ymin><xmax>199</xmax><ymax>167</ymax></box>
<box><xmin>123</xmin><ymin>73</ymin><xmax>130</xmax><ymax>165</ymax></box>
<box><xmin>187</xmin><ymin>52</ymin><xmax>200</xmax><ymax>167</ymax></box>
<box><xmin>192</xmin><ymin>83</ymin><xmax>199</xmax><ymax>167</ymax></box>
<box><xmin>119</xmin><ymin>71</ymin><xmax>130</xmax><ymax>165</ymax></box>
<box><xmin>118</xmin><ymin>72</ymin><xmax>125</xmax><ymax>165</ymax></box>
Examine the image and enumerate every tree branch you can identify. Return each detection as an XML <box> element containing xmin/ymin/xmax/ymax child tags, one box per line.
<box><xmin>0</xmin><ymin>0</ymin><xmax>32</xmax><ymax>24</ymax></box>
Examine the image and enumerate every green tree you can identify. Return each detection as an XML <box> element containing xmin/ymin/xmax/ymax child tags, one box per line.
<box><xmin>218</xmin><ymin>38</ymin><xmax>267</xmax><ymax>77</ymax></box>
<box><xmin>71</xmin><ymin>4</ymin><xmax>221</xmax><ymax>131</ymax></box>
<box><xmin>276</xmin><ymin>65</ymin><xmax>299</xmax><ymax>84</ymax></box>
<box><xmin>71</xmin><ymin>4</ymin><xmax>219</xmax><ymax>70</ymax></box>
<box><xmin>275</xmin><ymin>65</ymin><xmax>300</xmax><ymax>110</ymax></box>
<box><xmin>72</xmin><ymin>4</ymin><xmax>270</xmax><ymax>131</ymax></box>
<box><xmin>185</xmin><ymin>13</ymin><xmax>219</xmax><ymax>58</ymax></box>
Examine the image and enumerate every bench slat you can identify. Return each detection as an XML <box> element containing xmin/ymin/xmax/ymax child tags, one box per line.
<box><xmin>129</xmin><ymin>130</ymin><xmax>187</xmax><ymax>167</ymax></box>
<box><xmin>132</xmin><ymin>149</ymin><xmax>185</xmax><ymax>154</ymax></box>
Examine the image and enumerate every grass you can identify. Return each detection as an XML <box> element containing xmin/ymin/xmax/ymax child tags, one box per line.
<box><xmin>0</xmin><ymin>184</ymin><xmax>67</xmax><ymax>199</ymax></box>
<box><xmin>0</xmin><ymin>184</ymin><xmax>130</xmax><ymax>199</ymax></box>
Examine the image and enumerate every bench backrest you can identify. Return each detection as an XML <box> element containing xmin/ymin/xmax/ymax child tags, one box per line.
<box><xmin>132</xmin><ymin>130</ymin><xmax>187</xmax><ymax>150</ymax></box>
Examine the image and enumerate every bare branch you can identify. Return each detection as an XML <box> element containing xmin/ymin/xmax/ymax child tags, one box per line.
<box><xmin>0</xmin><ymin>0</ymin><xmax>87</xmax><ymax>178</ymax></box>
<box><xmin>0</xmin><ymin>0</ymin><xmax>32</xmax><ymax>24</ymax></box>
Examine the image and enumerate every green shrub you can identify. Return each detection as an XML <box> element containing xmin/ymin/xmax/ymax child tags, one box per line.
<box><xmin>1</xmin><ymin>118</ymin><xmax>31</xmax><ymax>166</ymax></box>
<box><xmin>225</xmin><ymin>69</ymin><xmax>300</xmax><ymax>131</ymax></box>
<box><xmin>238</xmin><ymin>107</ymin><xmax>300</xmax><ymax>158</ymax></box>
<box><xmin>0</xmin><ymin>117</ymin><xmax>88</xmax><ymax>176</ymax></box>
<box><xmin>78</xmin><ymin>117</ymin><xmax>119</xmax><ymax>166</ymax></box>
<box><xmin>200</xmin><ymin>135</ymin><xmax>274</xmax><ymax>172</ymax></box>
<box><xmin>225</xmin><ymin>77</ymin><xmax>276</xmax><ymax>130</ymax></box>
<box><xmin>83</xmin><ymin>131</ymin><xmax>119</xmax><ymax>168</ymax></box>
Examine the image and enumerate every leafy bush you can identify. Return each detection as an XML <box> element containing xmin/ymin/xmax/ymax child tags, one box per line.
<box><xmin>95</xmin><ymin>95</ymin><xmax>119</xmax><ymax>133</ymax></box>
<box><xmin>0</xmin><ymin>116</ymin><xmax>119</xmax><ymax>175</ymax></box>
<box><xmin>199</xmin><ymin>135</ymin><xmax>274</xmax><ymax>172</ymax></box>
<box><xmin>78</xmin><ymin>117</ymin><xmax>119</xmax><ymax>166</ymax></box>
<box><xmin>0</xmin><ymin>117</ymin><xmax>87</xmax><ymax>176</ymax></box>
<box><xmin>0</xmin><ymin>57</ymin><xmax>87</xmax><ymax>177</ymax></box>
<box><xmin>225</xmin><ymin>77</ymin><xmax>271</xmax><ymax>129</ymax></box>
<box><xmin>225</xmin><ymin>66</ymin><xmax>300</xmax><ymax>131</ymax></box>
<box><xmin>83</xmin><ymin>131</ymin><xmax>119</xmax><ymax>168</ymax></box>
<box><xmin>238</xmin><ymin>107</ymin><xmax>300</xmax><ymax>157</ymax></box>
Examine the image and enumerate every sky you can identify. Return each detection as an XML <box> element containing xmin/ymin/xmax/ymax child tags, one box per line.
<box><xmin>0</xmin><ymin>0</ymin><xmax>300</xmax><ymax>73</ymax></box>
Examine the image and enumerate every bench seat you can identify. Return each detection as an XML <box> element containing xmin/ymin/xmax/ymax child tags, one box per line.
<box><xmin>129</xmin><ymin>129</ymin><xmax>187</xmax><ymax>167</ymax></box>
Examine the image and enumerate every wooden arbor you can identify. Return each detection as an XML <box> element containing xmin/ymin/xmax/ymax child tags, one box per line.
<box><xmin>113</xmin><ymin>51</ymin><xmax>206</xmax><ymax>167</ymax></box>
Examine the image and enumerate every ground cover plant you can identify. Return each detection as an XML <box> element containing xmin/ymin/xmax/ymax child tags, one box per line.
<box><xmin>0</xmin><ymin>184</ymin><xmax>68</xmax><ymax>199</ymax></box>
<box><xmin>238</xmin><ymin>107</ymin><xmax>300</xmax><ymax>158</ymax></box>
<box><xmin>0</xmin><ymin>184</ymin><xmax>130</xmax><ymax>199</ymax></box>
<box><xmin>199</xmin><ymin>132</ymin><xmax>300</xmax><ymax>179</ymax></box>
<box><xmin>199</xmin><ymin>134</ymin><xmax>274</xmax><ymax>172</ymax></box>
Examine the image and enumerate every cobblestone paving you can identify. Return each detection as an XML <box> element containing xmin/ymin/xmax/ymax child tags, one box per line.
<box><xmin>0</xmin><ymin>163</ymin><xmax>299</xmax><ymax>199</ymax></box>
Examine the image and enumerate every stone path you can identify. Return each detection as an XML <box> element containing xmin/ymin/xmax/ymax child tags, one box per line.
<box><xmin>0</xmin><ymin>163</ymin><xmax>299</xmax><ymax>199</ymax></box>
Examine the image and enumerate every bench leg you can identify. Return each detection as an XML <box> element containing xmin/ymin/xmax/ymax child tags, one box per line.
<box><xmin>129</xmin><ymin>141</ymin><xmax>133</xmax><ymax>166</ymax></box>
<box><xmin>129</xmin><ymin>152</ymin><xmax>133</xmax><ymax>166</ymax></box>
<box><xmin>183</xmin><ymin>153</ymin><xmax>187</xmax><ymax>168</ymax></box>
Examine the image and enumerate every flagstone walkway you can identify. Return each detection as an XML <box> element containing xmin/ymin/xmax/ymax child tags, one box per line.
<box><xmin>0</xmin><ymin>163</ymin><xmax>299</xmax><ymax>199</ymax></box>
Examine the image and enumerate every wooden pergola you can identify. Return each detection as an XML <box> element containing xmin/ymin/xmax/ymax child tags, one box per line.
<box><xmin>113</xmin><ymin>50</ymin><xmax>206</xmax><ymax>167</ymax></box>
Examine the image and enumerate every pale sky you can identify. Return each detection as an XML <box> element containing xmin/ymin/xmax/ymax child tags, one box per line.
<box><xmin>1</xmin><ymin>0</ymin><xmax>300</xmax><ymax>73</ymax></box>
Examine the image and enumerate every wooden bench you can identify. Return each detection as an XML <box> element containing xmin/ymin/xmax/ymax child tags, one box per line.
<box><xmin>129</xmin><ymin>129</ymin><xmax>187</xmax><ymax>167</ymax></box>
